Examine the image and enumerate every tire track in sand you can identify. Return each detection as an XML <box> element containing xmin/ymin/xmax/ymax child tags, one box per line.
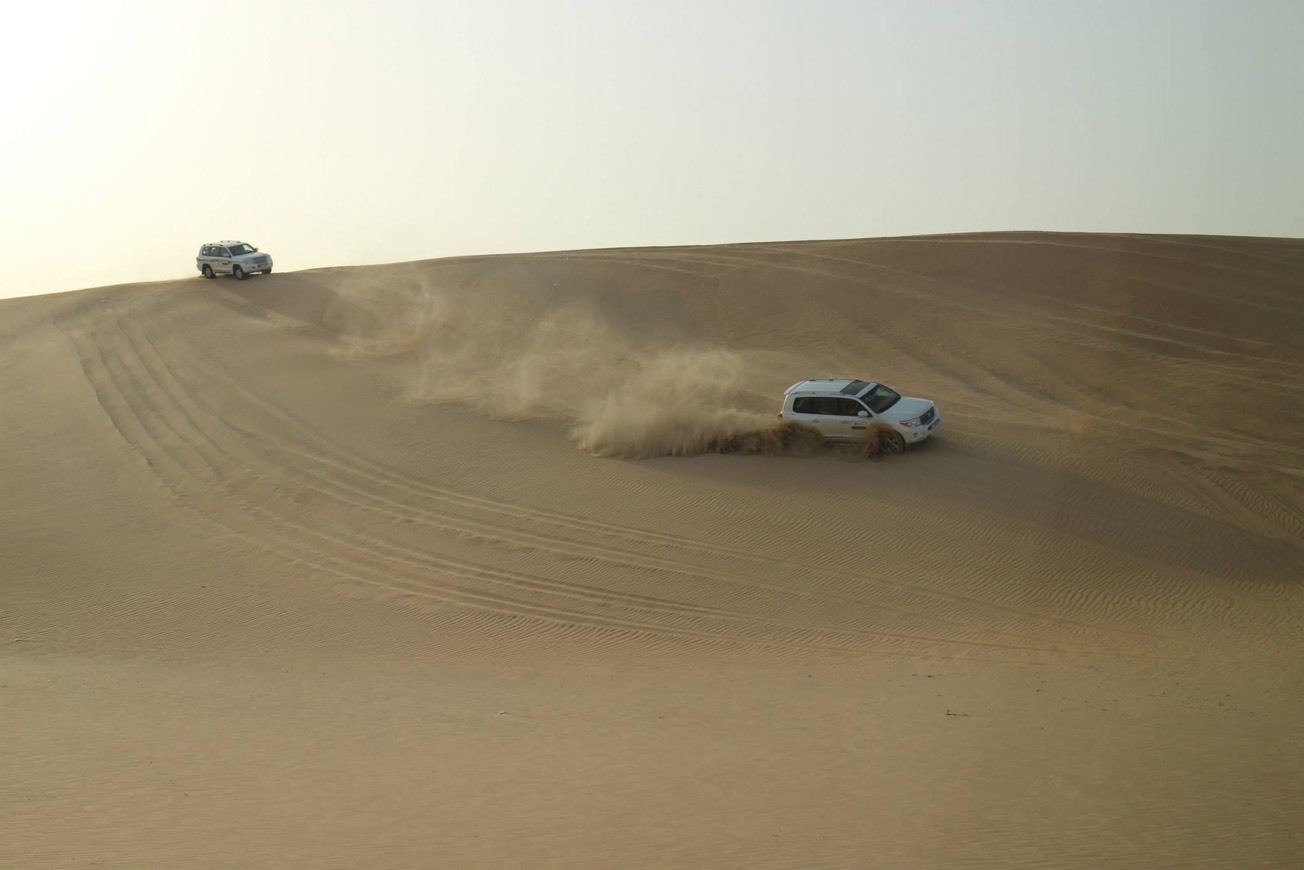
<box><xmin>115</xmin><ymin>299</ymin><xmax>1184</xmax><ymax>657</ymax></box>
<box><xmin>52</xmin><ymin>300</ymin><xmax>1186</xmax><ymax>661</ymax></box>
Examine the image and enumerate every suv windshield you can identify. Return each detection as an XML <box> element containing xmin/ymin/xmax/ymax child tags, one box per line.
<box><xmin>228</xmin><ymin>244</ymin><xmax>256</xmax><ymax>256</ymax></box>
<box><xmin>862</xmin><ymin>384</ymin><xmax>901</xmax><ymax>413</ymax></box>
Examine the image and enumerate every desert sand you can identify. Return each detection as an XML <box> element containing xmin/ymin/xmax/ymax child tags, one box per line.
<box><xmin>3</xmin><ymin>232</ymin><xmax>1302</xmax><ymax>868</ymax></box>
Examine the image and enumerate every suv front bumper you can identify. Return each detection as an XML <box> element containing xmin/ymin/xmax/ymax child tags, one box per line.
<box><xmin>907</xmin><ymin>408</ymin><xmax>941</xmax><ymax>442</ymax></box>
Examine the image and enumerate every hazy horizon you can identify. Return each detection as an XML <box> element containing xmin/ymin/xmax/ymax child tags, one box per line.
<box><xmin>3</xmin><ymin>0</ymin><xmax>1301</xmax><ymax>299</ymax></box>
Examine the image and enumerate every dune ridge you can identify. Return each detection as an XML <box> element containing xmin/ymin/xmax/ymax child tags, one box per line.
<box><xmin>3</xmin><ymin>232</ymin><xmax>1301</xmax><ymax>868</ymax></box>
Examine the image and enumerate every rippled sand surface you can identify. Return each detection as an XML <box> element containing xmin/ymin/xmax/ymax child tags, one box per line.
<box><xmin>4</xmin><ymin>233</ymin><xmax>1301</xmax><ymax>867</ymax></box>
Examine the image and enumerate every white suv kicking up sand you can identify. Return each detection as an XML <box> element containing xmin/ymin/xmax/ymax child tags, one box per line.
<box><xmin>196</xmin><ymin>241</ymin><xmax>273</xmax><ymax>280</ymax></box>
<box><xmin>778</xmin><ymin>378</ymin><xmax>940</xmax><ymax>452</ymax></box>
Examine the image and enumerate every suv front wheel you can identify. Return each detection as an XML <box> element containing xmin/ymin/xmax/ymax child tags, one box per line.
<box><xmin>232</xmin><ymin>265</ymin><xmax>246</xmax><ymax>280</ymax></box>
<box><xmin>880</xmin><ymin>430</ymin><xmax>906</xmax><ymax>453</ymax></box>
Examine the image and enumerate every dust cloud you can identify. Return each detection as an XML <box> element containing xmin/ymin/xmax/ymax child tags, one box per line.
<box><xmin>328</xmin><ymin>273</ymin><xmax>840</xmax><ymax>458</ymax></box>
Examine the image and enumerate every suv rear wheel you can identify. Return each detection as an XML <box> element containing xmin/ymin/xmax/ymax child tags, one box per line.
<box><xmin>232</xmin><ymin>265</ymin><xmax>245</xmax><ymax>281</ymax></box>
<box><xmin>201</xmin><ymin>264</ymin><xmax>215</xmax><ymax>279</ymax></box>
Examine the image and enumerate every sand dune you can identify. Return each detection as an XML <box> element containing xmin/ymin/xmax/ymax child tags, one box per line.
<box><xmin>3</xmin><ymin>232</ymin><xmax>1302</xmax><ymax>867</ymax></box>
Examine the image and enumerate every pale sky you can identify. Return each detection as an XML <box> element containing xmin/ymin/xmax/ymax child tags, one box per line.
<box><xmin>2</xmin><ymin>0</ymin><xmax>1301</xmax><ymax>299</ymax></box>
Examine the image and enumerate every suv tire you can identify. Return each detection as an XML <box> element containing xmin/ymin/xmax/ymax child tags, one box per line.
<box><xmin>201</xmin><ymin>264</ymin><xmax>215</xmax><ymax>279</ymax></box>
<box><xmin>881</xmin><ymin>430</ymin><xmax>906</xmax><ymax>454</ymax></box>
<box><xmin>262</xmin><ymin>268</ymin><xmax>272</xmax><ymax>275</ymax></box>
<box><xmin>232</xmin><ymin>265</ymin><xmax>246</xmax><ymax>281</ymax></box>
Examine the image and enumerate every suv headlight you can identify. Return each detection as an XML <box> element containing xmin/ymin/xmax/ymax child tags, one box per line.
<box><xmin>899</xmin><ymin>417</ymin><xmax>922</xmax><ymax>428</ymax></box>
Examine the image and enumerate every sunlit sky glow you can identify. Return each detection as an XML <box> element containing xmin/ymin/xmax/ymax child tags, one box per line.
<box><xmin>2</xmin><ymin>0</ymin><xmax>1301</xmax><ymax>298</ymax></box>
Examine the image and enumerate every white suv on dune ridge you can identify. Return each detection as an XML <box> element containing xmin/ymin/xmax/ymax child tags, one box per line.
<box><xmin>196</xmin><ymin>241</ymin><xmax>273</xmax><ymax>280</ymax></box>
<box><xmin>778</xmin><ymin>378</ymin><xmax>940</xmax><ymax>452</ymax></box>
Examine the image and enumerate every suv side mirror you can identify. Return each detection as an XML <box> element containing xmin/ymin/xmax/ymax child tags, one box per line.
<box><xmin>857</xmin><ymin>410</ymin><xmax>869</xmax><ymax>417</ymax></box>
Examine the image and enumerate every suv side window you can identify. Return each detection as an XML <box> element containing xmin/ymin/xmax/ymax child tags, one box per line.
<box><xmin>794</xmin><ymin>396</ymin><xmax>869</xmax><ymax>416</ymax></box>
<box><xmin>826</xmin><ymin>398</ymin><xmax>862</xmax><ymax>416</ymax></box>
<box><xmin>795</xmin><ymin>397</ymin><xmax>840</xmax><ymax>415</ymax></box>
<box><xmin>819</xmin><ymin>397</ymin><xmax>851</xmax><ymax>415</ymax></box>
<box><xmin>218</xmin><ymin>248</ymin><xmax>230</xmax><ymax>258</ymax></box>
<box><xmin>840</xmin><ymin>398</ymin><xmax>870</xmax><ymax>417</ymax></box>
